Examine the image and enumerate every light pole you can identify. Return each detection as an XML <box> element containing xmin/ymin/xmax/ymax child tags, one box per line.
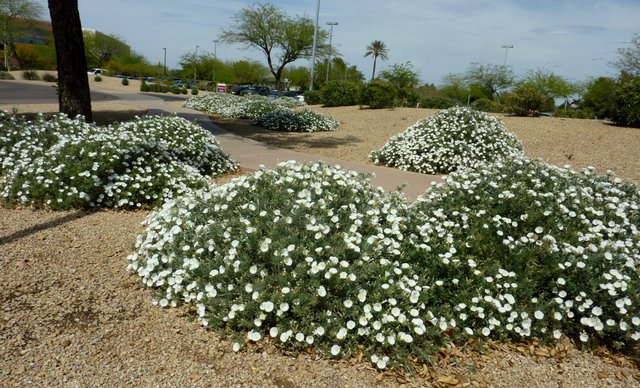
<box><xmin>325</xmin><ymin>22</ymin><xmax>338</xmax><ymax>82</ymax></box>
<box><xmin>309</xmin><ymin>0</ymin><xmax>320</xmax><ymax>90</ymax></box>
<box><xmin>467</xmin><ymin>61</ymin><xmax>480</xmax><ymax>107</ymax></box>
<box><xmin>194</xmin><ymin>45</ymin><xmax>199</xmax><ymax>81</ymax></box>
<box><xmin>212</xmin><ymin>39</ymin><xmax>219</xmax><ymax>82</ymax></box>
<box><xmin>501</xmin><ymin>44</ymin><xmax>514</xmax><ymax>67</ymax></box>
<box><xmin>162</xmin><ymin>48</ymin><xmax>166</xmax><ymax>78</ymax></box>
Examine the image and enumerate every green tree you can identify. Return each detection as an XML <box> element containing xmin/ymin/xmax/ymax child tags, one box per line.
<box><xmin>612</xmin><ymin>33</ymin><xmax>640</xmax><ymax>77</ymax></box>
<box><xmin>520</xmin><ymin>68</ymin><xmax>577</xmax><ymax>109</ymax></box>
<box><xmin>0</xmin><ymin>0</ymin><xmax>43</xmax><ymax>70</ymax></box>
<box><xmin>84</xmin><ymin>31</ymin><xmax>129</xmax><ymax>68</ymax></box>
<box><xmin>283</xmin><ymin>65</ymin><xmax>310</xmax><ymax>90</ymax></box>
<box><xmin>610</xmin><ymin>77</ymin><xmax>640</xmax><ymax>127</ymax></box>
<box><xmin>48</xmin><ymin>0</ymin><xmax>92</xmax><ymax>121</ymax></box>
<box><xmin>466</xmin><ymin>63</ymin><xmax>515</xmax><ymax>101</ymax></box>
<box><xmin>220</xmin><ymin>3</ymin><xmax>326</xmax><ymax>85</ymax></box>
<box><xmin>379</xmin><ymin>61</ymin><xmax>420</xmax><ymax>106</ymax></box>
<box><xmin>581</xmin><ymin>77</ymin><xmax>617</xmax><ymax>119</ymax></box>
<box><xmin>364</xmin><ymin>40</ymin><xmax>388</xmax><ymax>80</ymax></box>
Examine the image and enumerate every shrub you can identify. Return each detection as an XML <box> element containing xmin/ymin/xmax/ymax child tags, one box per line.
<box><xmin>128</xmin><ymin>158</ymin><xmax>640</xmax><ymax>369</ymax></box>
<box><xmin>0</xmin><ymin>71</ymin><xmax>15</xmax><ymax>80</ymax></box>
<box><xmin>94</xmin><ymin>75</ymin><xmax>103</xmax><ymax>82</ymax></box>
<box><xmin>41</xmin><ymin>73</ymin><xmax>57</xmax><ymax>82</ymax></box>
<box><xmin>412</xmin><ymin>157</ymin><xmax>640</xmax><ymax>349</ymax></box>
<box><xmin>610</xmin><ymin>78</ymin><xmax>640</xmax><ymax>128</ymax></box>
<box><xmin>191</xmin><ymin>87</ymin><xmax>199</xmax><ymax>95</ymax></box>
<box><xmin>471</xmin><ymin>98</ymin><xmax>503</xmax><ymax>113</ymax></box>
<box><xmin>320</xmin><ymin>80</ymin><xmax>360</xmax><ymax>107</ymax></box>
<box><xmin>304</xmin><ymin>90</ymin><xmax>322</xmax><ymax>105</ymax></box>
<box><xmin>370</xmin><ymin>107</ymin><xmax>524</xmax><ymax>174</ymax></box>
<box><xmin>122</xmin><ymin>78</ymin><xmax>129</xmax><ymax>86</ymax></box>
<box><xmin>128</xmin><ymin>161</ymin><xmax>444</xmax><ymax>368</ymax></box>
<box><xmin>0</xmin><ymin>113</ymin><xmax>237</xmax><ymax>209</ymax></box>
<box><xmin>140</xmin><ymin>80</ymin><xmax>148</xmax><ymax>92</ymax></box>
<box><xmin>22</xmin><ymin>70</ymin><xmax>40</xmax><ymax>81</ymax></box>
<box><xmin>507</xmin><ymin>84</ymin><xmax>546</xmax><ymax>117</ymax></box>
<box><xmin>419</xmin><ymin>96</ymin><xmax>458</xmax><ymax>109</ymax></box>
<box><xmin>360</xmin><ymin>80</ymin><xmax>397</xmax><ymax>109</ymax></box>
<box><xmin>554</xmin><ymin>108</ymin><xmax>593</xmax><ymax>119</ymax></box>
<box><xmin>181</xmin><ymin>88</ymin><xmax>188</xmax><ymax>95</ymax></box>
<box><xmin>171</xmin><ymin>86</ymin><xmax>182</xmax><ymax>94</ymax></box>
<box><xmin>255</xmin><ymin>109</ymin><xmax>339</xmax><ymax>132</ymax></box>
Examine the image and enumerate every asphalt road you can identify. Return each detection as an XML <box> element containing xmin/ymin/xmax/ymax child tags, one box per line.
<box><xmin>0</xmin><ymin>81</ymin><xmax>117</xmax><ymax>104</ymax></box>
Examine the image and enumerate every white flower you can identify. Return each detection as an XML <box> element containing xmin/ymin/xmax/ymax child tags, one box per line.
<box><xmin>317</xmin><ymin>286</ymin><xmax>327</xmax><ymax>297</ymax></box>
<box><xmin>270</xmin><ymin>327</ymin><xmax>279</xmax><ymax>337</ymax></box>
<box><xmin>534</xmin><ymin>310</ymin><xmax>544</xmax><ymax>320</ymax></box>
<box><xmin>482</xmin><ymin>327</ymin><xmax>491</xmax><ymax>336</ymax></box>
<box><xmin>232</xmin><ymin>342</ymin><xmax>241</xmax><ymax>352</ymax></box>
<box><xmin>553</xmin><ymin>330</ymin><xmax>562</xmax><ymax>339</ymax></box>
<box><xmin>247</xmin><ymin>330</ymin><xmax>262</xmax><ymax>341</ymax></box>
<box><xmin>260</xmin><ymin>301</ymin><xmax>274</xmax><ymax>312</ymax></box>
<box><xmin>336</xmin><ymin>328</ymin><xmax>348</xmax><ymax>340</ymax></box>
<box><xmin>343</xmin><ymin>299</ymin><xmax>353</xmax><ymax>308</ymax></box>
<box><xmin>330</xmin><ymin>344</ymin><xmax>341</xmax><ymax>356</ymax></box>
<box><xmin>579</xmin><ymin>331</ymin><xmax>589</xmax><ymax>342</ymax></box>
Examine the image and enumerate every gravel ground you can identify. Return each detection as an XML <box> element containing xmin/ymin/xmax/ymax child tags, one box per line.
<box><xmin>210</xmin><ymin>106</ymin><xmax>640</xmax><ymax>184</ymax></box>
<box><xmin>2</xmin><ymin>76</ymin><xmax>640</xmax><ymax>386</ymax></box>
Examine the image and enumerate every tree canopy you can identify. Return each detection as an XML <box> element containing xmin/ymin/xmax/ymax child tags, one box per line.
<box><xmin>613</xmin><ymin>33</ymin><xmax>640</xmax><ymax>77</ymax></box>
<box><xmin>364</xmin><ymin>40</ymin><xmax>388</xmax><ymax>80</ymax></box>
<box><xmin>465</xmin><ymin>63</ymin><xmax>515</xmax><ymax>101</ymax></box>
<box><xmin>0</xmin><ymin>0</ymin><xmax>43</xmax><ymax>70</ymax></box>
<box><xmin>220</xmin><ymin>3</ymin><xmax>326</xmax><ymax>85</ymax></box>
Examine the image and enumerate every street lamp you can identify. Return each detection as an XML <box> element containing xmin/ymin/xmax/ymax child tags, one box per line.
<box><xmin>162</xmin><ymin>48</ymin><xmax>166</xmax><ymax>78</ymax></box>
<box><xmin>309</xmin><ymin>0</ymin><xmax>320</xmax><ymax>90</ymax></box>
<box><xmin>501</xmin><ymin>44</ymin><xmax>514</xmax><ymax>67</ymax></box>
<box><xmin>194</xmin><ymin>45</ymin><xmax>199</xmax><ymax>81</ymax></box>
<box><xmin>467</xmin><ymin>61</ymin><xmax>480</xmax><ymax>107</ymax></box>
<box><xmin>212</xmin><ymin>39</ymin><xmax>219</xmax><ymax>82</ymax></box>
<box><xmin>325</xmin><ymin>22</ymin><xmax>338</xmax><ymax>82</ymax></box>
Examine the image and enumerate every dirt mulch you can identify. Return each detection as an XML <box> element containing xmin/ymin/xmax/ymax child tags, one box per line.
<box><xmin>210</xmin><ymin>106</ymin><xmax>640</xmax><ymax>184</ymax></box>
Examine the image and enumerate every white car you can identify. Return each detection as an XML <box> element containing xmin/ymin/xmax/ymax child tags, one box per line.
<box><xmin>87</xmin><ymin>68</ymin><xmax>106</xmax><ymax>76</ymax></box>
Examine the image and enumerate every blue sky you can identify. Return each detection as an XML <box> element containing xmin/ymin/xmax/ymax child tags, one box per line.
<box><xmin>36</xmin><ymin>0</ymin><xmax>639</xmax><ymax>84</ymax></box>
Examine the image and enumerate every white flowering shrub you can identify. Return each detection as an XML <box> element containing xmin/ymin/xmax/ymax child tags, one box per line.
<box><xmin>185</xmin><ymin>94</ymin><xmax>293</xmax><ymax>120</ymax></box>
<box><xmin>129</xmin><ymin>158</ymin><xmax>640</xmax><ymax>369</ymax></box>
<box><xmin>255</xmin><ymin>109</ymin><xmax>339</xmax><ymax>132</ymax></box>
<box><xmin>185</xmin><ymin>94</ymin><xmax>337</xmax><ymax>133</ymax></box>
<box><xmin>0</xmin><ymin>112</ymin><xmax>237</xmax><ymax>209</ymax></box>
<box><xmin>129</xmin><ymin>161</ymin><xmax>448</xmax><ymax>368</ymax></box>
<box><xmin>370</xmin><ymin>107</ymin><xmax>524</xmax><ymax>174</ymax></box>
<box><xmin>411</xmin><ymin>157</ymin><xmax>640</xmax><ymax>348</ymax></box>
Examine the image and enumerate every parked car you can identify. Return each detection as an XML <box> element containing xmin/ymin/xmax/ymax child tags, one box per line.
<box><xmin>87</xmin><ymin>68</ymin><xmax>106</xmax><ymax>76</ymax></box>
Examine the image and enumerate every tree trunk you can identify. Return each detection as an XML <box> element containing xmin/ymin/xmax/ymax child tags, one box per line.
<box><xmin>371</xmin><ymin>56</ymin><xmax>377</xmax><ymax>81</ymax></box>
<box><xmin>48</xmin><ymin>0</ymin><xmax>92</xmax><ymax>122</ymax></box>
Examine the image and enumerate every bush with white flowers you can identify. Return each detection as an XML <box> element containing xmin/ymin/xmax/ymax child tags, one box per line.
<box><xmin>255</xmin><ymin>109</ymin><xmax>339</xmax><ymax>133</ymax></box>
<box><xmin>0</xmin><ymin>112</ymin><xmax>237</xmax><ymax>209</ymax></box>
<box><xmin>410</xmin><ymin>157</ymin><xmax>640</xmax><ymax>348</ymax></box>
<box><xmin>370</xmin><ymin>107</ymin><xmax>524</xmax><ymax>174</ymax></box>
<box><xmin>128</xmin><ymin>161</ymin><xmax>448</xmax><ymax>368</ymax></box>
<box><xmin>129</xmin><ymin>158</ymin><xmax>640</xmax><ymax>370</ymax></box>
<box><xmin>184</xmin><ymin>93</ymin><xmax>336</xmax><ymax>133</ymax></box>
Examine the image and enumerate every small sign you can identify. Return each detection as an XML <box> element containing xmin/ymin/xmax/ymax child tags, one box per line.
<box><xmin>216</xmin><ymin>84</ymin><xmax>227</xmax><ymax>93</ymax></box>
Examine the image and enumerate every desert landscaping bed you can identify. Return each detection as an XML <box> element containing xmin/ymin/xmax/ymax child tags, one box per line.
<box><xmin>2</xmin><ymin>78</ymin><xmax>640</xmax><ymax>386</ymax></box>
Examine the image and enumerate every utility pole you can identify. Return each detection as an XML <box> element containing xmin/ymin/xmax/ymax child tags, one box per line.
<box><xmin>309</xmin><ymin>0</ymin><xmax>320</xmax><ymax>90</ymax></box>
<box><xmin>162</xmin><ymin>47</ymin><xmax>166</xmax><ymax>78</ymax></box>
<box><xmin>194</xmin><ymin>45</ymin><xmax>199</xmax><ymax>80</ymax></box>
<box><xmin>325</xmin><ymin>22</ymin><xmax>338</xmax><ymax>82</ymax></box>
<box><xmin>212</xmin><ymin>39</ymin><xmax>219</xmax><ymax>82</ymax></box>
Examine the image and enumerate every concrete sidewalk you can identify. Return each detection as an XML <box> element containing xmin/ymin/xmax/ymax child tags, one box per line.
<box><xmin>113</xmin><ymin>92</ymin><xmax>445</xmax><ymax>201</ymax></box>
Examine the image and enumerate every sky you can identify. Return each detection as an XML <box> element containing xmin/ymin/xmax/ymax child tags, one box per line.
<box><xmin>35</xmin><ymin>0</ymin><xmax>639</xmax><ymax>85</ymax></box>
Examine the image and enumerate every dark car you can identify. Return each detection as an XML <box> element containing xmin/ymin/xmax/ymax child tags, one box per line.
<box><xmin>232</xmin><ymin>85</ymin><xmax>271</xmax><ymax>96</ymax></box>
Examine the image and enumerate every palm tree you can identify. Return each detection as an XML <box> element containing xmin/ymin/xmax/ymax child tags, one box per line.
<box><xmin>364</xmin><ymin>40</ymin><xmax>389</xmax><ymax>80</ymax></box>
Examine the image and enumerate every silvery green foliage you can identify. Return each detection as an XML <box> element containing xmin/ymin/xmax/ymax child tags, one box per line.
<box><xmin>370</xmin><ymin>107</ymin><xmax>524</xmax><ymax>174</ymax></box>
<box><xmin>184</xmin><ymin>94</ymin><xmax>337</xmax><ymax>132</ymax></box>
<box><xmin>0</xmin><ymin>112</ymin><xmax>237</xmax><ymax>209</ymax></box>
<box><xmin>185</xmin><ymin>94</ymin><xmax>303</xmax><ymax>120</ymax></box>
<box><xmin>255</xmin><ymin>109</ymin><xmax>339</xmax><ymax>132</ymax></box>
<box><xmin>411</xmin><ymin>157</ymin><xmax>640</xmax><ymax>349</ymax></box>
<box><xmin>129</xmin><ymin>159</ymin><xmax>640</xmax><ymax>369</ymax></box>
